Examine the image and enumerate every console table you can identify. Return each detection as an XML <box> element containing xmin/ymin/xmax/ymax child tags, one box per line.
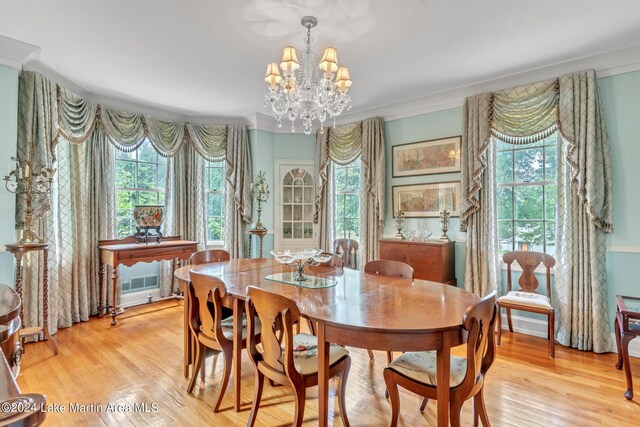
<box><xmin>98</xmin><ymin>236</ymin><xmax>198</xmax><ymax>326</ymax></box>
<box><xmin>379</xmin><ymin>238</ymin><xmax>456</xmax><ymax>285</ymax></box>
<box><xmin>5</xmin><ymin>243</ymin><xmax>58</xmax><ymax>356</ymax></box>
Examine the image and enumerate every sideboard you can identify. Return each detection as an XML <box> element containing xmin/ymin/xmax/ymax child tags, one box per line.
<box><xmin>378</xmin><ymin>239</ymin><xmax>456</xmax><ymax>285</ymax></box>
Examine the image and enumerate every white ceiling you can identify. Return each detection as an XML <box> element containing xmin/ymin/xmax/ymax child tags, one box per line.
<box><xmin>1</xmin><ymin>0</ymin><xmax>640</xmax><ymax>123</ymax></box>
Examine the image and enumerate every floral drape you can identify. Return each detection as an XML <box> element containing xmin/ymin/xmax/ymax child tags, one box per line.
<box><xmin>460</xmin><ymin>69</ymin><xmax>613</xmax><ymax>352</ymax></box>
<box><xmin>17</xmin><ymin>71</ymin><xmax>252</xmax><ymax>333</ymax></box>
<box><xmin>315</xmin><ymin>117</ymin><xmax>385</xmax><ymax>265</ymax></box>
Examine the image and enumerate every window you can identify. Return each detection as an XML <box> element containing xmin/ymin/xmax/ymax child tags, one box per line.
<box><xmin>115</xmin><ymin>142</ymin><xmax>167</xmax><ymax>238</ymax></box>
<box><xmin>334</xmin><ymin>159</ymin><xmax>361</xmax><ymax>240</ymax></box>
<box><xmin>496</xmin><ymin>133</ymin><xmax>557</xmax><ymax>255</ymax></box>
<box><xmin>206</xmin><ymin>160</ymin><xmax>226</xmax><ymax>245</ymax></box>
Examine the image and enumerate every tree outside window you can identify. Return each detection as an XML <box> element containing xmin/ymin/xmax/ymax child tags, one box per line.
<box><xmin>206</xmin><ymin>161</ymin><xmax>226</xmax><ymax>244</ymax></box>
<box><xmin>115</xmin><ymin>141</ymin><xmax>166</xmax><ymax>238</ymax></box>
<box><xmin>334</xmin><ymin>159</ymin><xmax>361</xmax><ymax>240</ymax></box>
<box><xmin>496</xmin><ymin>133</ymin><xmax>557</xmax><ymax>255</ymax></box>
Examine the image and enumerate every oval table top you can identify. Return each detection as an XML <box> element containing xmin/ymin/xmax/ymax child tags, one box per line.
<box><xmin>174</xmin><ymin>258</ymin><xmax>478</xmax><ymax>334</ymax></box>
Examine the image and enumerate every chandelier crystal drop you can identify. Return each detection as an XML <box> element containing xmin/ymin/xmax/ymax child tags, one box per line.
<box><xmin>264</xmin><ymin>16</ymin><xmax>353</xmax><ymax>134</ymax></box>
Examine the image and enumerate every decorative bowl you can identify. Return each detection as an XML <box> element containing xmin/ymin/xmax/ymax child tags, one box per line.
<box><xmin>419</xmin><ymin>230</ymin><xmax>433</xmax><ymax>241</ymax></box>
<box><xmin>133</xmin><ymin>205</ymin><xmax>165</xmax><ymax>228</ymax></box>
<box><xmin>270</xmin><ymin>249</ymin><xmax>330</xmax><ymax>281</ymax></box>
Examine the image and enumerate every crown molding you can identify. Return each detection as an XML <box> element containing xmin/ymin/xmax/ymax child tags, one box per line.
<box><xmin>334</xmin><ymin>43</ymin><xmax>640</xmax><ymax>125</ymax></box>
<box><xmin>22</xmin><ymin>61</ymin><xmax>251</xmax><ymax>126</ymax></box>
<box><xmin>4</xmin><ymin>34</ymin><xmax>639</xmax><ymax>133</ymax></box>
<box><xmin>254</xmin><ymin>43</ymin><xmax>640</xmax><ymax>131</ymax></box>
<box><xmin>0</xmin><ymin>35</ymin><xmax>39</xmax><ymax>69</ymax></box>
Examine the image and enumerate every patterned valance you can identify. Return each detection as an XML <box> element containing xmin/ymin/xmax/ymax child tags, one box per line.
<box><xmin>22</xmin><ymin>71</ymin><xmax>229</xmax><ymax>162</ymax></box>
<box><xmin>460</xmin><ymin>69</ymin><xmax>613</xmax><ymax>234</ymax></box>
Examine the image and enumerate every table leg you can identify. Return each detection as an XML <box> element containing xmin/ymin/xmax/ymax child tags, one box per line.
<box><xmin>111</xmin><ymin>265</ymin><xmax>118</xmax><ymax>326</ymax></box>
<box><xmin>183</xmin><ymin>280</ymin><xmax>191</xmax><ymax>378</ymax></box>
<box><xmin>620</xmin><ymin>332</ymin><xmax>635</xmax><ymax>400</ymax></box>
<box><xmin>42</xmin><ymin>248</ymin><xmax>59</xmax><ymax>355</ymax></box>
<box><xmin>615</xmin><ymin>316</ymin><xmax>623</xmax><ymax>369</ymax></box>
<box><xmin>248</xmin><ymin>235</ymin><xmax>253</xmax><ymax>259</ymax></box>
<box><xmin>258</xmin><ymin>235</ymin><xmax>264</xmax><ymax>258</ymax></box>
<box><xmin>98</xmin><ymin>263</ymin><xmax>105</xmax><ymax>317</ymax></box>
<box><xmin>317</xmin><ymin>323</ymin><xmax>330</xmax><ymax>427</ymax></box>
<box><xmin>233</xmin><ymin>298</ymin><xmax>243</xmax><ymax>411</ymax></box>
<box><xmin>436</xmin><ymin>333</ymin><xmax>451</xmax><ymax>427</ymax></box>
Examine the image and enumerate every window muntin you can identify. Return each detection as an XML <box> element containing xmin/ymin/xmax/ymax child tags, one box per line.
<box><xmin>334</xmin><ymin>159</ymin><xmax>361</xmax><ymax>240</ymax></box>
<box><xmin>206</xmin><ymin>160</ymin><xmax>226</xmax><ymax>245</ymax></box>
<box><xmin>115</xmin><ymin>142</ymin><xmax>166</xmax><ymax>239</ymax></box>
<box><xmin>496</xmin><ymin>134</ymin><xmax>557</xmax><ymax>255</ymax></box>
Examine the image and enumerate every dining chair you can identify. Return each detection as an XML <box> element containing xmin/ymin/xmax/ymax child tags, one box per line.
<box><xmin>384</xmin><ymin>291</ymin><xmax>497</xmax><ymax>427</ymax></box>
<box><xmin>364</xmin><ymin>259</ymin><xmax>415</xmax><ymax>390</ymax></box>
<box><xmin>364</xmin><ymin>260</ymin><xmax>414</xmax><ymax>280</ymax></box>
<box><xmin>245</xmin><ymin>286</ymin><xmax>351</xmax><ymax>427</ymax></box>
<box><xmin>333</xmin><ymin>238</ymin><xmax>359</xmax><ymax>270</ymax></box>
<box><xmin>187</xmin><ymin>271</ymin><xmax>259</xmax><ymax>413</ymax></box>
<box><xmin>497</xmin><ymin>251</ymin><xmax>556</xmax><ymax>358</ymax></box>
<box><xmin>190</xmin><ymin>249</ymin><xmax>231</xmax><ymax>264</ymax></box>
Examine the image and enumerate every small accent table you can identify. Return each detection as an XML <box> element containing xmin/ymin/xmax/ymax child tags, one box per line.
<box><xmin>5</xmin><ymin>243</ymin><xmax>59</xmax><ymax>356</ymax></box>
<box><xmin>98</xmin><ymin>236</ymin><xmax>198</xmax><ymax>326</ymax></box>
<box><xmin>615</xmin><ymin>294</ymin><xmax>640</xmax><ymax>400</ymax></box>
<box><xmin>248</xmin><ymin>228</ymin><xmax>267</xmax><ymax>258</ymax></box>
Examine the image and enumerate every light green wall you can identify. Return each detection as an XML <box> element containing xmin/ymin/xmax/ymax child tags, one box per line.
<box><xmin>248</xmin><ymin>130</ymin><xmax>315</xmax><ymax>257</ymax></box>
<box><xmin>383</xmin><ymin>107</ymin><xmax>467</xmax><ymax>286</ymax></box>
<box><xmin>599</xmin><ymin>70</ymin><xmax>640</xmax><ymax>325</ymax></box>
<box><xmin>0</xmin><ymin>65</ymin><xmax>19</xmax><ymax>287</ymax></box>
<box><xmin>382</xmin><ymin>70</ymin><xmax>640</xmax><ymax>332</ymax></box>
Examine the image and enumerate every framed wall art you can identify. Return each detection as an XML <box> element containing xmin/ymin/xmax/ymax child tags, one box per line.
<box><xmin>392</xmin><ymin>181</ymin><xmax>461</xmax><ymax>218</ymax></box>
<box><xmin>392</xmin><ymin>136</ymin><xmax>461</xmax><ymax>177</ymax></box>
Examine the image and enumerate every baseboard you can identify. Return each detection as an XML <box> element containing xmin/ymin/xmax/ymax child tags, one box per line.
<box><xmin>499</xmin><ymin>313</ymin><xmax>640</xmax><ymax>358</ymax></box>
<box><xmin>121</xmin><ymin>289</ymin><xmax>161</xmax><ymax>308</ymax></box>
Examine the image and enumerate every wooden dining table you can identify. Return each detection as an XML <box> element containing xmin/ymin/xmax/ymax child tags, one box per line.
<box><xmin>174</xmin><ymin>258</ymin><xmax>478</xmax><ymax>426</ymax></box>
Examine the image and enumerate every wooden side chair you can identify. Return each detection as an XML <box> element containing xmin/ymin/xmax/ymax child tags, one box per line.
<box><xmin>364</xmin><ymin>260</ymin><xmax>414</xmax><ymax>280</ymax></box>
<box><xmin>333</xmin><ymin>238</ymin><xmax>359</xmax><ymax>270</ymax></box>
<box><xmin>384</xmin><ymin>291</ymin><xmax>498</xmax><ymax>427</ymax></box>
<box><xmin>497</xmin><ymin>251</ymin><xmax>556</xmax><ymax>358</ymax></box>
<box><xmin>187</xmin><ymin>272</ymin><xmax>259</xmax><ymax>413</ymax></box>
<box><xmin>245</xmin><ymin>286</ymin><xmax>351</xmax><ymax>427</ymax></box>
<box><xmin>190</xmin><ymin>249</ymin><xmax>231</xmax><ymax>265</ymax></box>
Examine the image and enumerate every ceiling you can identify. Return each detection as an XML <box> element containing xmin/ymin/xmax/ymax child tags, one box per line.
<box><xmin>1</xmin><ymin>0</ymin><xmax>640</xmax><ymax>123</ymax></box>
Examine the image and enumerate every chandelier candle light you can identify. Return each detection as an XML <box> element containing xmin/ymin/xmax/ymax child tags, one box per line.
<box><xmin>251</xmin><ymin>170</ymin><xmax>270</xmax><ymax>231</ymax></box>
<box><xmin>264</xmin><ymin>16</ymin><xmax>353</xmax><ymax>134</ymax></box>
<box><xmin>3</xmin><ymin>157</ymin><xmax>56</xmax><ymax>244</ymax></box>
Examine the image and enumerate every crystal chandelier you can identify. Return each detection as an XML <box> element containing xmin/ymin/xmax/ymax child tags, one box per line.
<box><xmin>264</xmin><ymin>16</ymin><xmax>353</xmax><ymax>134</ymax></box>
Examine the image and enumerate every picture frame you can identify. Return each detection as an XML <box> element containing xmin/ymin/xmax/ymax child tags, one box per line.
<box><xmin>392</xmin><ymin>181</ymin><xmax>461</xmax><ymax>218</ymax></box>
<box><xmin>392</xmin><ymin>136</ymin><xmax>461</xmax><ymax>177</ymax></box>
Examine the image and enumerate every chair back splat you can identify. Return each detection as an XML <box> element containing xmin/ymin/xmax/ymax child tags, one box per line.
<box><xmin>246</xmin><ymin>286</ymin><xmax>301</xmax><ymax>379</ymax></box>
<box><xmin>364</xmin><ymin>259</ymin><xmax>414</xmax><ymax>279</ymax></box>
<box><xmin>190</xmin><ymin>249</ymin><xmax>231</xmax><ymax>265</ymax></box>
<box><xmin>333</xmin><ymin>238</ymin><xmax>359</xmax><ymax>269</ymax></box>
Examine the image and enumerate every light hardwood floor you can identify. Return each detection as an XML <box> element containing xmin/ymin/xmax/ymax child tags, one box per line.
<box><xmin>16</xmin><ymin>300</ymin><xmax>640</xmax><ymax>426</ymax></box>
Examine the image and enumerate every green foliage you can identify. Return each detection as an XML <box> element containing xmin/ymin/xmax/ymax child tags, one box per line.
<box><xmin>115</xmin><ymin>141</ymin><xmax>167</xmax><ymax>238</ymax></box>
<box><xmin>496</xmin><ymin>135</ymin><xmax>558</xmax><ymax>254</ymax></box>
<box><xmin>206</xmin><ymin>162</ymin><xmax>226</xmax><ymax>243</ymax></box>
<box><xmin>335</xmin><ymin>161</ymin><xmax>361</xmax><ymax>240</ymax></box>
